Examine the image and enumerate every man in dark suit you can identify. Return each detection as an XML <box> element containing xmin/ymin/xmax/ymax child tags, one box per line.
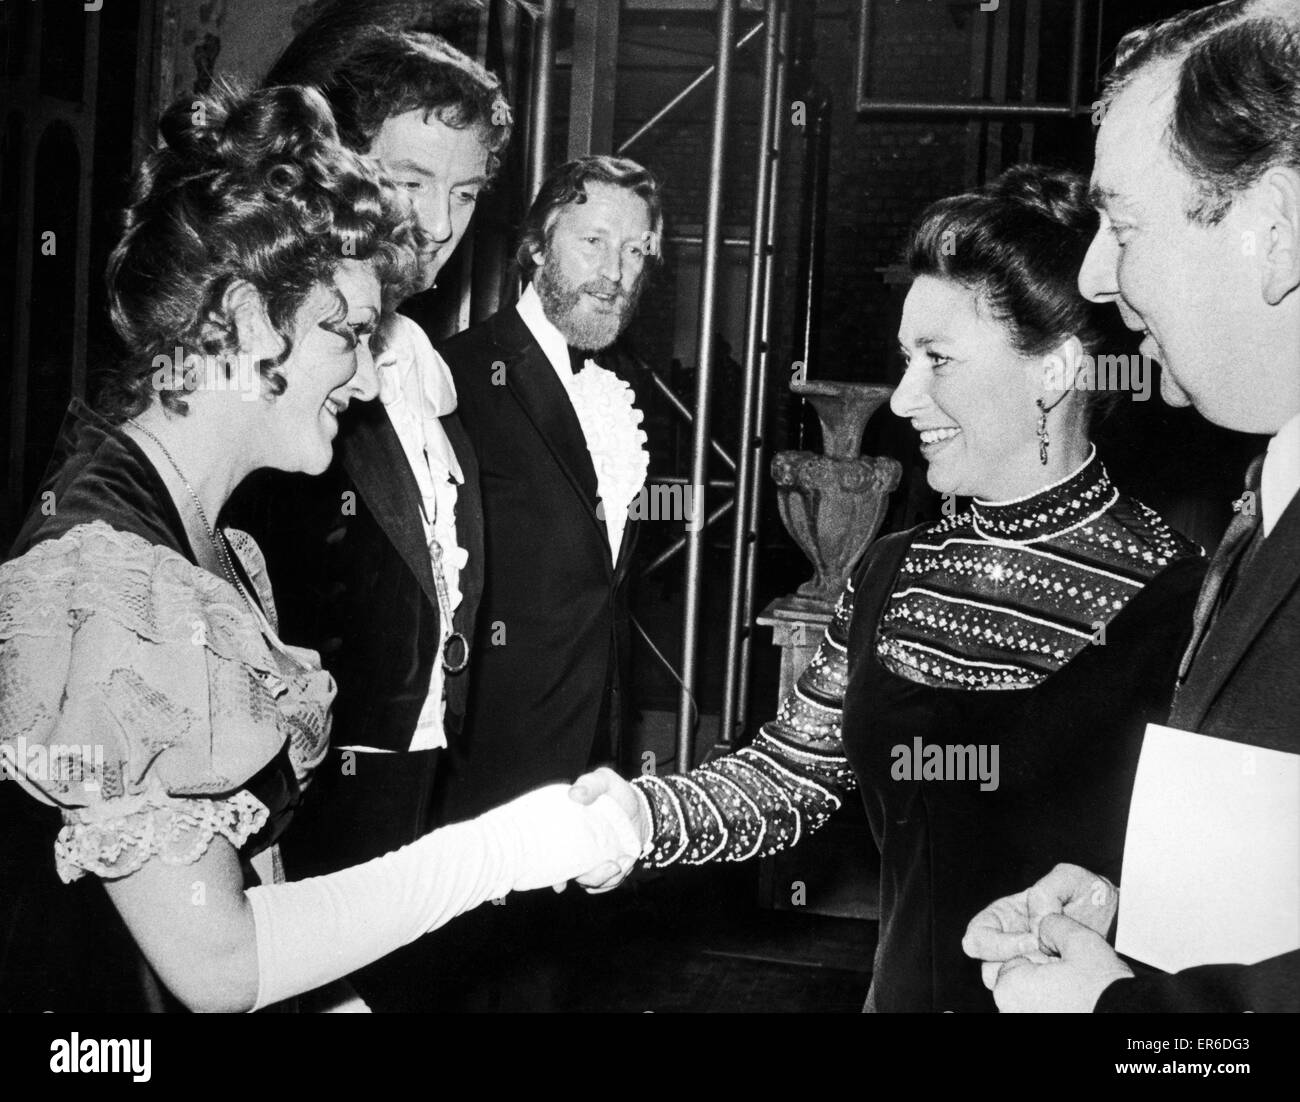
<box><xmin>962</xmin><ymin>0</ymin><xmax>1300</xmax><ymax>1012</ymax></box>
<box><xmin>375</xmin><ymin>156</ymin><xmax>659</xmax><ymax>1012</ymax></box>
<box><xmin>224</xmin><ymin>26</ymin><xmax>512</xmax><ymax>1009</ymax></box>
<box><xmin>435</xmin><ymin>155</ymin><xmax>661</xmax><ymax>822</ymax></box>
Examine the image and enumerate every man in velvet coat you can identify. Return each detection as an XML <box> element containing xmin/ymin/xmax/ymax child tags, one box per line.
<box><xmin>224</xmin><ymin>26</ymin><xmax>512</xmax><ymax>1010</ymax></box>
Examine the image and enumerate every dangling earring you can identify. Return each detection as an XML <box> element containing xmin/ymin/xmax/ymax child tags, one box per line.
<box><xmin>1035</xmin><ymin>398</ymin><xmax>1050</xmax><ymax>466</ymax></box>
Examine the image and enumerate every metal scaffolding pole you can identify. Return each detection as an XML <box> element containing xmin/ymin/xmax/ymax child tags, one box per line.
<box><xmin>675</xmin><ymin>0</ymin><xmax>736</xmax><ymax>773</ymax></box>
<box><xmin>645</xmin><ymin>497</ymin><xmax>735</xmax><ymax>579</ymax></box>
<box><xmin>648</xmin><ymin>370</ymin><xmax>737</xmax><ymax>473</ymax></box>
<box><xmin>718</xmin><ymin>0</ymin><xmax>780</xmax><ymax>749</ymax></box>
<box><xmin>735</xmin><ymin>2</ymin><xmax>790</xmax><ymax>734</ymax></box>
<box><xmin>568</xmin><ymin>0</ymin><xmax>620</xmax><ymax>158</ymax></box>
<box><xmin>527</xmin><ymin>0</ymin><xmax>558</xmax><ymax>202</ymax></box>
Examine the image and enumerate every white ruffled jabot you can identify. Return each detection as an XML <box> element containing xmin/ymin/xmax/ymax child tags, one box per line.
<box><xmin>566</xmin><ymin>362</ymin><xmax>649</xmax><ymax>560</ymax></box>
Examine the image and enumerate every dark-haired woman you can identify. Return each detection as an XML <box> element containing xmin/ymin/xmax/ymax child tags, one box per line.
<box><xmin>576</xmin><ymin>164</ymin><xmax>1208</xmax><ymax>1012</ymax></box>
<box><xmin>0</xmin><ymin>83</ymin><xmax>639</xmax><ymax>1013</ymax></box>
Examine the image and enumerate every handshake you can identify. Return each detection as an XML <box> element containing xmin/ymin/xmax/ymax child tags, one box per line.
<box><xmin>499</xmin><ymin>768</ymin><xmax>650</xmax><ymax>896</ymax></box>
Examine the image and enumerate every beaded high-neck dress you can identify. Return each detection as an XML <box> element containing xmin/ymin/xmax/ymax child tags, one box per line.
<box><xmin>632</xmin><ymin>449</ymin><xmax>1207</xmax><ymax>1011</ymax></box>
<box><xmin>876</xmin><ymin>447</ymin><xmax>1190</xmax><ymax>690</ymax></box>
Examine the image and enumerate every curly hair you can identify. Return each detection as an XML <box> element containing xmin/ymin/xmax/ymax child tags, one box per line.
<box><xmin>265</xmin><ymin>23</ymin><xmax>511</xmax><ymax>176</ymax></box>
<box><xmin>906</xmin><ymin>164</ymin><xmax>1121</xmax><ymax>423</ymax></box>
<box><xmin>100</xmin><ymin>80</ymin><xmax>423</xmax><ymax>420</ymax></box>
<box><xmin>515</xmin><ymin>155</ymin><xmax>664</xmax><ymax>277</ymax></box>
<box><xmin>1103</xmin><ymin>0</ymin><xmax>1300</xmax><ymax>225</ymax></box>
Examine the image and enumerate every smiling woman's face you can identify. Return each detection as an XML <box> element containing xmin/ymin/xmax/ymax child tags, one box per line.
<box><xmin>267</xmin><ymin>259</ymin><xmax>382</xmax><ymax>475</ymax></box>
<box><xmin>892</xmin><ymin>275</ymin><xmax>1048</xmax><ymax>501</ymax></box>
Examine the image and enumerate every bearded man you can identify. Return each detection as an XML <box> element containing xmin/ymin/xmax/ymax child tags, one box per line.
<box><xmin>436</xmin><ymin>156</ymin><xmax>660</xmax><ymax>821</ymax></box>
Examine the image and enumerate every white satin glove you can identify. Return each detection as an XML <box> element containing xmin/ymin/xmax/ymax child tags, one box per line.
<box><xmin>246</xmin><ymin>784</ymin><xmax>641</xmax><ymax>1010</ymax></box>
<box><xmin>480</xmin><ymin>784</ymin><xmax>643</xmax><ymax>891</ymax></box>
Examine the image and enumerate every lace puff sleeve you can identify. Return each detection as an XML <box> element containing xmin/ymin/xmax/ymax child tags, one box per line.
<box><xmin>0</xmin><ymin>521</ymin><xmax>333</xmax><ymax>883</ymax></box>
<box><xmin>631</xmin><ymin>578</ymin><xmax>859</xmax><ymax>866</ymax></box>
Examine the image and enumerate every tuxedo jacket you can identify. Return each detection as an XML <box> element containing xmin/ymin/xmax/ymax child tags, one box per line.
<box><xmin>435</xmin><ymin>304</ymin><xmax>639</xmax><ymax>821</ymax></box>
<box><xmin>225</xmin><ymin>395</ymin><xmax>483</xmax><ymax>877</ymax></box>
<box><xmin>1097</xmin><ymin>486</ymin><xmax>1300</xmax><ymax>1013</ymax></box>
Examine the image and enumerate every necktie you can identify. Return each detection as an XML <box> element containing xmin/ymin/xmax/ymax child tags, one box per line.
<box><xmin>1176</xmin><ymin>454</ymin><xmax>1265</xmax><ymax>684</ymax></box>
<box><xmin>568</xmin><ymin>347</ymin><xmax>588</xmax><ymax>375</ymax></box>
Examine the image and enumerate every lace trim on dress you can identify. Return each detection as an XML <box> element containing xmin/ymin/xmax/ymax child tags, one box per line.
<box><xmin>54</xmin><ymin>788</ymin><xmax>269</xmax><ymax>883</ymax></box>
<box><xmin>2</xmin><ymin>521</ymin><xmax>289</xmax><ymax>674</ymax></box>
<box><xmin>0</xmin><ymin>520</ymin><xmax>332</xmax><ymax>807</ymax></box>
<box><xmin>224</xmin><ymin>526</ymin><xmax>280</xmax><ymax>636</ymax></box>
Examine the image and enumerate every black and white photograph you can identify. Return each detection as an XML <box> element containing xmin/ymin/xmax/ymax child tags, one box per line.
<box><xmin>0</xmin><ymin>0</ymin><xmax>1296</xmax><ymax>1076</ymax></box>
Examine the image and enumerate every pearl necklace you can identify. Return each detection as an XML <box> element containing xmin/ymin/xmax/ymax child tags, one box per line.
<box><xmin>128</xmin><ymin>419</ymin><xmax>255</xmax><ymax>610</ymax></box>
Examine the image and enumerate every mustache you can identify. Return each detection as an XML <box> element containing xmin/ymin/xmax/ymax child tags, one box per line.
<box><xmin>580</xmin><ymin>279</ymin><xmax>641</xmax><ymax>309</ymax></box>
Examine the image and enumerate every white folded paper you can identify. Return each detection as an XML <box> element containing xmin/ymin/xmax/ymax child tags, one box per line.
<box><xmin>1116</xmin><ymin>723</ymin><xmax>1300</xmax><ymax>973</ymax></box>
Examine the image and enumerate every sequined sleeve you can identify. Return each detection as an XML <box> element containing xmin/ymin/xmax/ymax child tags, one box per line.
<box><xmin>631</xmin><ymin>581</ymin><xmax>858</xmax><ymax>866</ymax></box>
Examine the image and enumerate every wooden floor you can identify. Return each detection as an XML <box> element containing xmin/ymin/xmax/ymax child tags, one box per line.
<box><xmin>483</xmin><ymin>863</ymin><xmax>877</xmax><ymax>1014</ymax></box>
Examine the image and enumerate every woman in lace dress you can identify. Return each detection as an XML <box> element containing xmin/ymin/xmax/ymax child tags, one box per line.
<box><xmin>0</xmin><ymin>83</ymin><xmax>639</xmax><ymax>1013</ymax></box>
<box><xmin>580</xmin><ymin>165</ymin><xmax>1208</xmax><ymax>1012</ymax></box>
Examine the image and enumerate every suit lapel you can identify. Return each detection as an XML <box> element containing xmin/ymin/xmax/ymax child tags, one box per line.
<box><xmin>441</xmin><ymin>409</ymin><xmax>482</xmax><ymax>639</ymax></box>
<box><xmin>1174</xmin><ymin>492</ymin><xmax>1300</xmax><ymax>729</ymax></box>
<box><xmin>339</xmin><ymin>401</ymin><xmax>441</xmax><ymax>616</ymax></box>
<box><xmin>491</xmin><ymin>312</ymin><xmax>611</xmax><ymax>563</ymax></box>
<box><xmin>613</xmin><ymin>515</ymin><xmax>640</xmax><ymax>581</ymax></box>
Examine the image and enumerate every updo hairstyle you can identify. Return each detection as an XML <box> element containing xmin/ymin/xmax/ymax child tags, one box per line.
<box><xmin>101</xmin><ymin>80</ymin><xmax>423</xmax><ymax>418</ymax></box>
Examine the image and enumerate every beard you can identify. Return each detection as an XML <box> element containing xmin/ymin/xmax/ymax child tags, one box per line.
<box><xmin>533</xmin><ymin>252</ymin><xmax>645</xmax><ymax>352</ymax></box>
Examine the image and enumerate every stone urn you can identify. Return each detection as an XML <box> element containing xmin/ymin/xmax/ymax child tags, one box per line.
<box><xmin>772</xmin><ymin>379</ymin><xmax>901</xmax><ymax>608</ymax></box>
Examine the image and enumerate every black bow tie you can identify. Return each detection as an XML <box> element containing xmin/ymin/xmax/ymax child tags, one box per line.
<box><xmin>568</xmin><ymin>347</ymin><xmax>589</xmax><ymax>375</ymax></box>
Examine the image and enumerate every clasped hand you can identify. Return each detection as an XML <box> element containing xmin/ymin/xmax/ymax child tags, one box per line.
<box><xmin>495</xmin><ymin>770</ymin><xmax>648</xmax><ymax>897</ymax></box>
<box><xmin>961</xmin><ymin>862</ymin><xmax>1133</xmax><ymax>1012</ymax></box>
<box><xmin>566</xmin><ymin>766</ymin><xmax>650</xmax><ymax>893</ymax></box>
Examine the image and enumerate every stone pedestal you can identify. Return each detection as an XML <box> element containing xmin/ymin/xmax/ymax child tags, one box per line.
<box><xmin>756</xmin><ymin>597</ymin><xmax>834</xmax><ymax>702</ymax></box>
<box><xmin>754</xmin><ymin>597</ymin><xmax>879</xmax><ymax>921</ymax></box>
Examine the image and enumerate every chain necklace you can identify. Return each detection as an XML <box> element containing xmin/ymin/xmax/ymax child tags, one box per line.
<box><xmin>128</xmin><ymin>419</ymin><xmax>254</xmax><ymax>608</ymax></box>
